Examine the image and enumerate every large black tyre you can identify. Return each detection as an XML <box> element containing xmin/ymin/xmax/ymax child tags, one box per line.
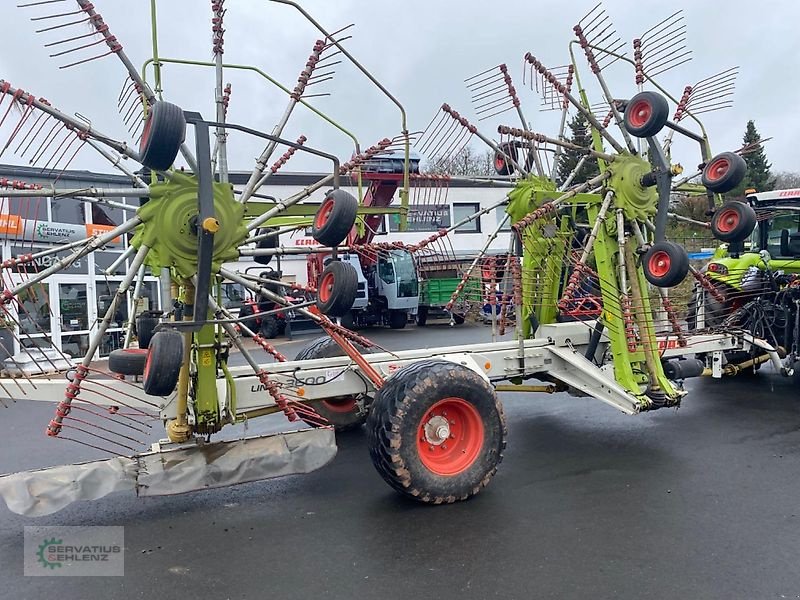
<box><xmin>295</xmin><ymin>336</ymin><xmax>376</xmax><ymax>431</ymax></box>
<box><xmin>259</xmin><ymin>313</ymin><xmax>279</xmax><ymax>339</ymax></box>
<box><xmin>710</xmin><ymin>200</ymin><xmax>757</xmax><ymax>243</ymax></box>
<box><xmin>316</xmin><ymin>261</ymin><xmax>358</xmax><ymax>317</ymax></box>
<box><xmin>108</xmin><ymin>348</ymin><xmax>147</xmax><ymax>376</ymax></box>
<box><xmin>253</xmin><ymin>227</ymin><xmax>277</xmax><ymax>266</ymax></box>
<box><xmin>238</xmin><ymin>303</ymin><xmax>256</xmax><ymax>337</ymax></box>
<box><xmin>416</xmin><ymin>306</ymin><xmax>429</xmax><ymax>327</ymax></box>
<box><xmin>139</xmin><ymin>101</ymin><xmax>186</xmax><ymax>171</ymax></box>
<box><xmin>623</xmin><ymin>91</ymin><xmax>669</xmax><ymax>138</ymax></box>
<box><xmin>388</xmin><ymin>310</ymin><xmax>407</xmax><ymax>329</ymax></box>
<box><xmin>642</xmin><ymin>241</ymin><xmax>689</xmax><ymax>288</ymax></box>
<box><xmin>143</xmin><ymin>330</ymin><xmax>184</xmax><ymax>396</ymax></box>
<box><xmin>367</xmin><ymin>359</ymin><xmax>506</xmax><ymax>503</ymax></box>
<box><xmin>686</xmin><ymin>284</ymin><xmax>728</xmax><ymax>330</ymax></box>
<box><xmin>493</xmin><ymin>142</ymin><xmax>517</xmax><ymax>176</ymax></box>
<box><xmin>702</xmin><ymin>152</ymin><xmax>747</xmax><ymax>194</ymax></box>
<box><xmin>311</xmin><ymin>189</ymin><xmax>358</xmax><ymax>247</ymax></box>
<box><xmin>135</xmin><ymin>313</ymin><xmax>159</xmax><ymax>349</ymax></box>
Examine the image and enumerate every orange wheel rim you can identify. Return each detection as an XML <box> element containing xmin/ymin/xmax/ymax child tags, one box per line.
<box><xmin>314</xmin><ymin>197</ymin><xmax>335</xmax><ymax>229</ymax></box>
<box><xmin>716</xmin><ymin>208</ymin><xmax>740</xmax><ymax>233</ymax></box>
<box><xmin>628</xmin><ymin>99</ymin><xmax>652</xmax><ymax>128</ymax></box>
<box><xmin>318</xmin><ymin>272</ymin><xmax>335</xmax><ymax>303</ymax></box>
<box><xmin>417</xmin><ymin>397</ymin><xmax>484</xmax><ymax>476</ymax></box>
<box><xmin>707</xmin><ymin>157</ymin><xmax>730</xmax><ymax>181</ymax></box>
<box><xmin>647</xmin><ymin>250</ymin><xmax>671</xmax><ymax>278</ymax></box>
<box><xmin>322</xmin><ymin>397</ymin><xmax>357</xmax><ymax>413</ymax></box>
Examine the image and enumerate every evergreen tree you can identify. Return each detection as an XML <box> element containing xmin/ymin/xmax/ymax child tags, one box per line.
<box><xmin>727</xmin><ymin>120</ymin><xmax>773</xmax><ymax>198</ymax></box>
<box><xmin>556</xmin><ymin>112</ymin><xmax>600</xmax><ymax>186</ymax></box>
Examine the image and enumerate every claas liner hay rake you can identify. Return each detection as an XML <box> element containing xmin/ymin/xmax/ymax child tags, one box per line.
<box><xmin>0</xmin><ymin>1</ymin><xmax>779</xmax><ymax>515</ymax></box>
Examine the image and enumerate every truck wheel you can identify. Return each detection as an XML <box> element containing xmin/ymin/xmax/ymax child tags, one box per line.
<box><xmin>623</xmin><ymin>91</ymin><xmax>669</xmax><ymax>138</ymax></box>
<box><xmin>143</xmin><ymin>330</ymin><xmax>184</xmax><ymax>396</ymax></box>
<box><xmin>311</xmin><ymin>189</ymin><xmax>358</xmax><ymax>247</ymax></box>
<box><xmin>316</xmin><ymin>260</ymin><xmax>358</xmax><ymax>317</ymax></box>
<box><xmin>238</xmin><ymin>304</ymin><xmax>255</xmax><ymax>337</ymax></box>
<box><xmin>367</xmin><ymin>359</ymin><xmax>506</xmax><ymax>503</ymax></box>
<box><xmin>295</xmin><ymin>336</ymin><xmax>376</xmax><ymax>431</ymax></box>
<box><xmin>388</xmin><ymin>310</ymin><xmax>407</xmax><ymax>329</ymax></box>
<box><xmin>139</xmin><ymin>101</ymin><xmax>186</xmax><ymax>171</ymax></box>
<box><xmin>642</xmin><ymin>241</ymin><xmax>689</xmax><ymax>288</ymax></box>
<box><xmin>710</xmin><ymin>201</ymin><xmax>757</xmax><ymax>243</ymax></box>
<box><xmin>416</xmin><ymin>306</ymin><xmax>429</xmax><ymax>327</ymax></box>
<box><xmin>260</xmin><ymin>313</ymin><xmax>279</xmax><ymax>339</ymax></box>
<box><xmin>702</xmin><ymin>152</ymin><xmax>747</xmax><ymax>194</ymax></box>
<box><xmin>253</xmin><ymin>227</ymin><xmax>277</xmax><ymax>266</ymax></box>
<box><xmin>134</xmin><ymin>313</ymin><xmax>159</xmax><ymax>349</ymax></box>
<box><xmin>108</xmin><ymin>348</ymin><xmax>147</xmax><ymax>376</ymax></box>
<box><xmin>493</xmin><ymin>142</ymin><xmax>517</xmax><ymax>176</ymax></box>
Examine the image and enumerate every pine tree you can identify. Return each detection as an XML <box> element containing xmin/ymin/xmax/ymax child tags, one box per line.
<box><xmin>727</xmin><ymin>120</ymin><xmax>773</xmax><ymax>198</ymax></box>
<box><xmin>556</xmin><ymin>113</ymin><xmax>600</xmax><ymax>186</ymax></box>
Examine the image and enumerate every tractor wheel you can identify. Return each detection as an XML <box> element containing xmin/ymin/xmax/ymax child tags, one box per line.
<box><xmin>134</xmin><ymin>313</ymin><xmax>159</xmax><ymax>349</ymax></box>
<box><xmin>108</xmin><ymin>348</ymin><xmax>148</xmax><ymax>376</ymax></box>
<box><xmin>710</xmin><ymin>201</ymin><xmax>757</xmax><ymax>243</ymax></box>
<box><xmin>138</xmin><ymin>101</ymin><xmax>186</xmax><ymax>171</ymax></box>
<box><xmin>238</xmin><ymin>304</ymin><xmax>255</xmax><ymax>337</ymax></box>
<box><xmin>316</xmin><ymin>261</ymin><xmax>358</xmax><ymax>317</ymax></box>
<box><xmin>253</xmin><ymin>227</ymin><xmax>277</xmax><ymax>266</ymax></box>
<box><xmin>493</xmin><ymin>142</ymin><xmax>517</xmax><ymax>176</ymax></box>
<box><xmin>686</xmin><ymin>283</ymin><xmax>729</xmax><ymax>330</ymax></box>
<box><xmin>260</xmin><ymin>313</ymin><xmax>280</xmax><ymax>339</ymax></box>
<box><xmin>623</xmin><ymin>91</ymin><xmax>669</xmax><ymax>138</ymax></box>
<box><xmin>143</xmin><ymin>330</ymin><xmax>184</xmax><ymax>396</ymax></box>
<box><xmin>311</xmin><ymin>189</ymin><xmax>358</xmax><ymax>247</ymax></box>
<box><xmin>702</xmin><ymin>152</ymin><xmax>747</xmax><ymax>194</ymax></box>
<box><xmin>388</xmin><ymin>309</ymin><xmax>407</xmax><ymax>329</ymax></box>
<box><xmin>367</xmin><ymin>359</ymin><xmax>506</xmax><ymax>503</ymax></box>
<box><xmin>295</xmin><ymin>336</ymin><xmax>376</xmax><ymax>431</ymax></box>
<box><xmin>642</xmin><ymin>241</ymin><xmax>689</xmax><ymax>288</ymax></box>
<box><xmin>416</xmin><ymin>306</ymin><xmax>429</xmax><ymax>327</ymax></box>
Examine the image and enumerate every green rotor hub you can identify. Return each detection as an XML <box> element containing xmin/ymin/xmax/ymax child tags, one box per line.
<box><xmin>606</xmin><ymin>153</ymin><xmax>658</xmax><ymax>222</ymax></box>
<box><xmin>130</xmin><ymin>172</ymin><xmax>248</xmax><ymax>278</ymax></box>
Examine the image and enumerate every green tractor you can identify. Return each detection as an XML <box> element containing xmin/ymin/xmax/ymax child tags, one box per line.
<box><xmin>690</xmin><ymin>188</ymin><xmax>800</xmax><ymax>372</ymax></box>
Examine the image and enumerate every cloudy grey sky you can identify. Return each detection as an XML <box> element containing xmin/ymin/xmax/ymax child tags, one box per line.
<box><xmin>1</xmin><ymin>0</ymin><xmax>798</xmax><ymax>177</ymax></box>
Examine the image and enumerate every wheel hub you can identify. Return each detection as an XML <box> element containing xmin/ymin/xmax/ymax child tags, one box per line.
<box><xmin>423</xmin><ymin>415</ymin><xmax>451</xmax><ymax>446</ymax></box>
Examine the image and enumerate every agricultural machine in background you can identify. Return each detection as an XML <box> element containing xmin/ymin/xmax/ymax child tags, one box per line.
<box><xmin>0</xmin><ymin>1</ymin><xmax>784</xmax><ymax>516</ymax></box>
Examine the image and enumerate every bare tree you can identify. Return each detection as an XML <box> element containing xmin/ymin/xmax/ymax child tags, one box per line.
<box><xmin>773</xmin><ymin>171</ymin><xmax>800</xmax><ymax>190</ymax></box>
<box><xmin>424</xmin><ymin>145</ymin><xmax>495</xmax><ymax>176</ymax></box>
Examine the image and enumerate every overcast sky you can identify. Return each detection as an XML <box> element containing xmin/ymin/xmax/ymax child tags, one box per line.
<box><xmin>1</xmin><ymin>0</ymin><xmax>798</xmax><ymax>179</ymax></box>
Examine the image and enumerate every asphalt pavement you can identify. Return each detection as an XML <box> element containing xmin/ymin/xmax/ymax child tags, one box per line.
<box><xmin>1</xmin><ymin>322</ymin><xmax>800</xmax><ymax>600</ymax></box>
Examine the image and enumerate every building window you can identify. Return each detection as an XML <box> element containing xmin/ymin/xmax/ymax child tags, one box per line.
<box><xmin>496</xmin><ymin>206</ymin><xmax>511</xmax><ymax>232</ymax></box>
<box><xmin>388</xmin><ymin>204</ymin><xmax>451</xmax><ymax>232</ymax></box>
<box><xmin>453</xmin><ymin>202</ymin><xmax>481</xmax><ymax>233</ymax></box>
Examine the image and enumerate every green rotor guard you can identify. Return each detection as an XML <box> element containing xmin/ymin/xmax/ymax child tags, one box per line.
<box><xmin>130</xmin><ymin>172</ymin><xmax>248</xmax><ymax>278</ymax></box>
<box><xmin>606</xmin><ymin>153</ymin><xmax>658</xmax><ymax>222</ymax></box>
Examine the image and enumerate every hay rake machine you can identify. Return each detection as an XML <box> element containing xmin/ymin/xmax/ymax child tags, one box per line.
<box><xmin>0</xmin><ymin>1</ymin><xmax>783</xmax><ymax>515</ymax></box>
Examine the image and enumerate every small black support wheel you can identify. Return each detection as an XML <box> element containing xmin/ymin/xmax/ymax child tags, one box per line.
<box><xmin>134</xmin><ymin>314</ymin><xmax>159</xmax><ymax>349</ymax></box>
<box><xmin>316</xmin><ymin>260</ymin><xmax>358</xmax><ymax>317</ymax></box>
<box><xmin>623</xmin><ymin>91</ymin><xmax>669</xmax><ymax>138</ymax></box>
<box><xmin>702</xmin><ymin>152</ymin><xmax>747</xmax><ymax>194</ymax></box>
<box><xmin>108</xmin><ymin>348</ymin><xmax>148</xmax><ymax>376</ymax></box>
<box><xmin>388</xmin><ymin>310</ymin><xmax>407</xmax><ymax>329</ymax></box>
<box><xmin>138</xmin><ymin>101</ymin><xmax>186</xmax><ymax>171</ymax></box>
<box><xmin>493</xmin><ymin>142</ymin><xmax>518</xmax><ymax>176</ymax></box>
<box><xmin>253</xmin><ymin>227</ymin><xmax>278</xmax><ymax>266</ymax></box>
<box><xmin>143</xmin><ymin>330</ymin><xmax>184</xmax><ymax>396</ymax></box>
<box><xmin>260</xmin><ymin>313</ymin><xmax>279</xmax><ymax>339</ymax></box>
<box><xmin>451</xmin><ymin>312</ymin><xmax>466</xmax><ymax>325</ymax></box>
<box><xmin>367</xmin><ymin>359</ymin><xmax>507</xmax><ymax>503</ymax></box>
<box><xmin>311</xmin><ymin>189</ymin><xmax>358</xmax><ymax>247</ymax></box>
<box><xmin>642</xmin><ymin>241</ymin><xmax>690</xmax><ymax>288</ymax></box>
<box><xmin>416</xmin><ymin>306</ymin><xmax>429</xmax><ymax>327</ymax></box>
<box><xmin>238</xmin><ymin>303</ymin><xmax>255</xmax><ymax>337</ymax></box>
<box><xmin>710</xmin><ymin>200</ymin><xmax>757</xmax><ymax>243</ymax></box>
<box><xmin>295</xmin><ymin>336</ymin><xmax>376</xmax><ymax>431</ymax></box>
